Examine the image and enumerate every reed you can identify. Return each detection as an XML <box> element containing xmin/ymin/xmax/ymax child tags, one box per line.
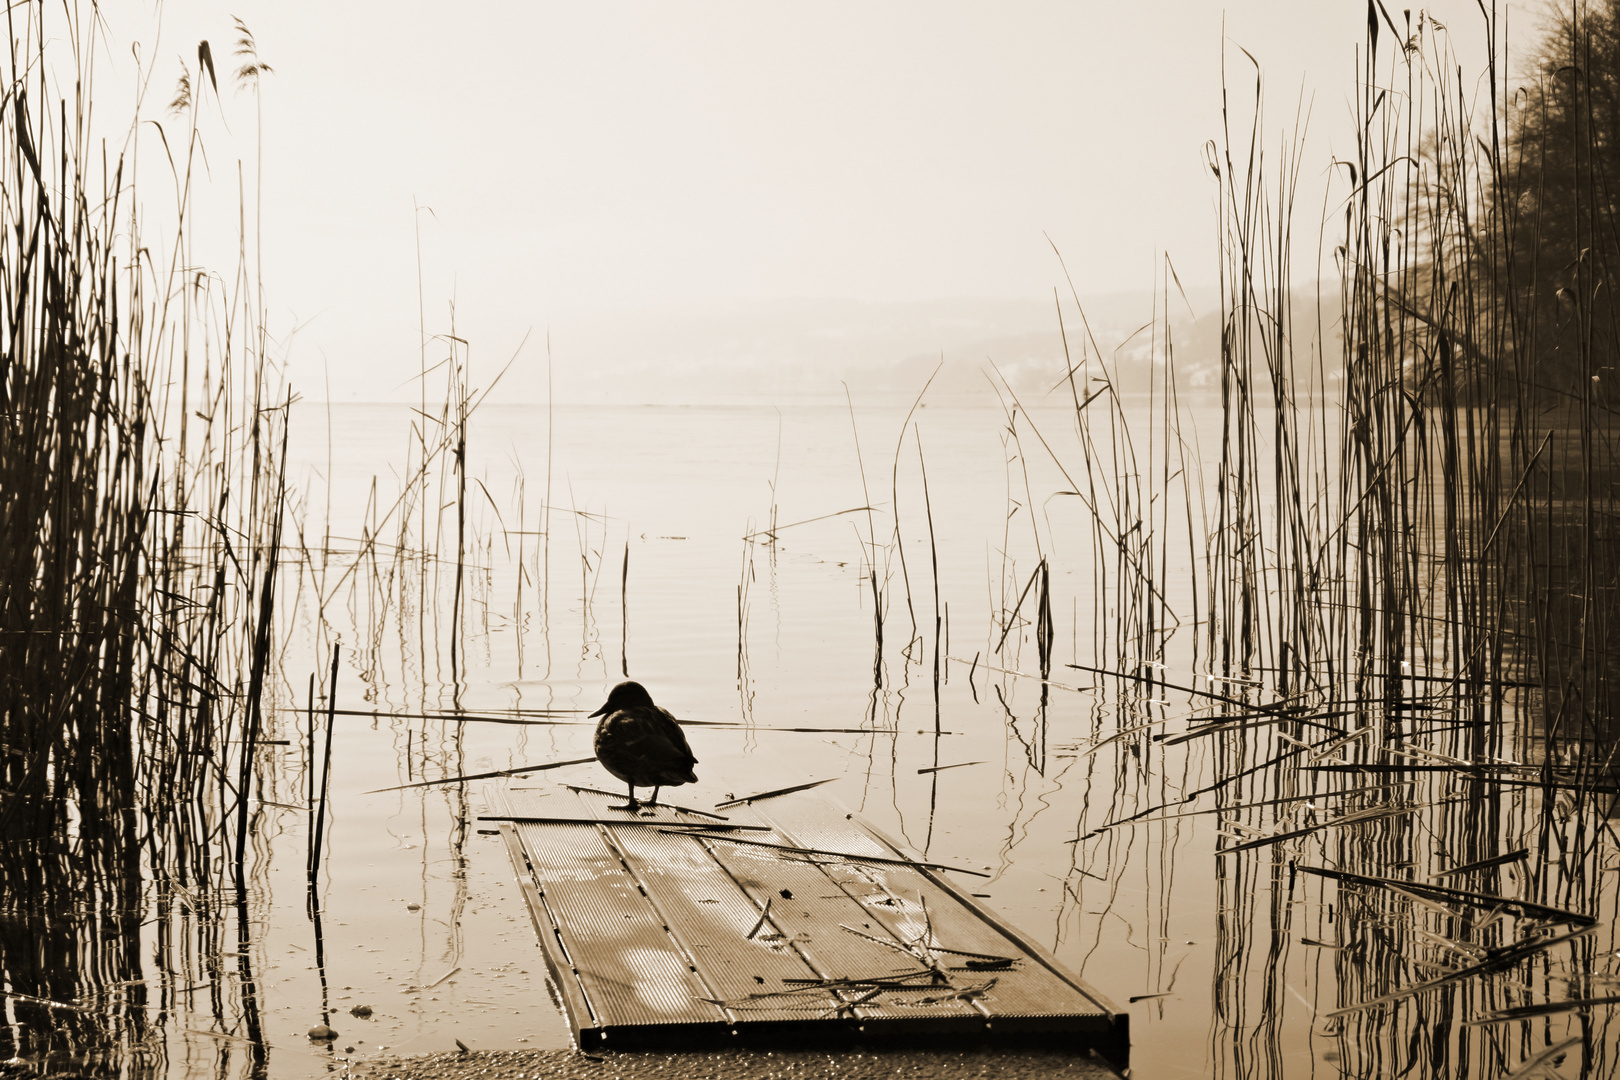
<box><xmin>843</xmin><ymin>385</ymin><xmax>886</xmax><ymax>685</ymax></box>
<box><xmin>0</xmin><ymin>2</ymin><xmax>291</xmax><ymax>1066</ymax></box>
<box><xmin>308</xmin><ymin>645</ymin><xmax>340</xmax><ymax>885</ymax></box>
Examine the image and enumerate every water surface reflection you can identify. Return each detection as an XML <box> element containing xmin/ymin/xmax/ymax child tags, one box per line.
<box><xmin>5</xmin><ymin>400</ymin><xmax>1614</xmax><ymax>1079</ymax></box>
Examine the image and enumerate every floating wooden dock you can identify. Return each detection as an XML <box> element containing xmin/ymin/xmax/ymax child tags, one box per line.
<box><xmin>487</xmin><ymin>784</ymin><xmax>1127</xmax><ymax>1065</ymax></box>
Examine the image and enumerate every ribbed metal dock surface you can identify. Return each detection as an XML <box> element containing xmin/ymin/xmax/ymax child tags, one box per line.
<box><xmin>488</xmin><ymin>784</ymin><xmax>1127</xmax><ymax>1064</ymax></box>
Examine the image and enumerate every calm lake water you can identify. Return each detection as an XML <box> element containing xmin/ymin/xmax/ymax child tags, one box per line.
<box><xmin>123</xmin><ymin>395</ymin><xmax>1615</xmax><ymax>1079</ymax></box>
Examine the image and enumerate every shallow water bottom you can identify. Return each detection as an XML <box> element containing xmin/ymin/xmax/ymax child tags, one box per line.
<box><xmin>350</xmin><ymin>1047</ymin><xmax>1118</xmax><ymax>1080</ymax></box>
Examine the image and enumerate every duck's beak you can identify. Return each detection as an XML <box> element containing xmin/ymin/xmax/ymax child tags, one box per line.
<box><xmin>588</xmin><ymin>703</ymin><xmax>610</xmax><ymax>717</ymax></box>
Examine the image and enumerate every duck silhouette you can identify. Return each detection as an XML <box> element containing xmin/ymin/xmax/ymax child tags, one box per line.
<box><xmin>589</xmin><ymin>681</ymin><xmax>698</xmax><ymax>810</ymax></box>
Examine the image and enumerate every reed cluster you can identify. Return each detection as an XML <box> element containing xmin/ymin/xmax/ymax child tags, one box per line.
<box><xmin>1064</xmin><ymin>3</ymin><xmax>1620</xmax><ymax>1075</ymax></box>
<box><xmin>0</xmin><ymin>3</ymin><xmax>288</xmax><ymax>1071</ymax></box>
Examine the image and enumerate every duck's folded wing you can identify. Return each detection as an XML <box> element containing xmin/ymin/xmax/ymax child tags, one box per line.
<box><xmin>655</xmin><ymin>708</ymin><xmax>698</xmax><ymax>765</ymax></box>
<box><xmin>610</xmin><ymin>713</ymin><xmax>698</xmax><ymax>783</ymax></box>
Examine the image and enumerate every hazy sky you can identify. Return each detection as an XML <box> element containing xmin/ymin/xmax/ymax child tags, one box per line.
<box><xmin>99</xmin><ymin>2</ymin><xmax>1525</xmax><ymax>399</ymax></box>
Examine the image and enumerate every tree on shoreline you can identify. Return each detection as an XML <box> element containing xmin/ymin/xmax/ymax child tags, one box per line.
<box><xmin>1501</xmin><ymin>0</ymin><xmax>1620</xmax><ymax>388</ymax></box>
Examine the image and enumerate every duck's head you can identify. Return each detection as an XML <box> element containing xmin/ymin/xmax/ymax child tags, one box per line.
<box><xmin>589</xmin><ymin>680</ymin><xmax>656</xmax><ymax>717</ymax></box>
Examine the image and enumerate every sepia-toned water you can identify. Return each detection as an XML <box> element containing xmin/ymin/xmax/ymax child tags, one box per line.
<box><xmin>235</xmin><ymin>396</ymin><xmax>1210</xmax><ymax>1077</ymax></box>
<box><xmin>78</xmin><ymin>394</ymin><xmax>1618</xmax><ymax>1079</ymax></box>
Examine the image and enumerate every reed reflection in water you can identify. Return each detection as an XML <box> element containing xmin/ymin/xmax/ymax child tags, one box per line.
<box><xmin>6</xmin><ymin>381</ymin><xmax>1619</xmax><ymax>1080</ymax></box>
<box><xmin>7</xmin><ymin>3</ymin><xmax>1620</xmax><ymax>1079</ymax></box>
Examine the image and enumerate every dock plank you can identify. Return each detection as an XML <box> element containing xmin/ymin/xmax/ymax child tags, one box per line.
<box><xmin>684</xmin><ymin>823</ymin><xmax>984</xmax><ymax>1022</ymax></box>
<box><xmin>494</xmin><ymin>790</ymin><xmax>721</xmax><ymax>1031</ymax></box>
<box><xmin>561</xmin><ymin>789</ymin><xmax>829</xmax><ymax>1022</ymax></box>
<box><xmin>754</xmin><ymin>798</ymin><xmax>1120</xmax><ymax>1027</ymax></box>
<box><xmin>566</xmin><ymin>790</ymin><xmax>969</xmax><ymax>1021</ymax></box>
<box><xmin>494</xmin><ymin>783</ymin><xmax>1127</xmax><ymax>1062</ymax></box>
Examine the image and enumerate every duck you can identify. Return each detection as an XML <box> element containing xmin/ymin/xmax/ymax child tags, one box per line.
<box><xmin>589</xmin><ymin>680</ymin><xmax>698</xmax><ymax>810</ymax></box>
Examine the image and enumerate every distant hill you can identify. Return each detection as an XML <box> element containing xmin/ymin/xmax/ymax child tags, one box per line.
<box><xmin>455</xmin><ymin>287</ymin><xmax>1342</xmax><ymax>407</ymax></box>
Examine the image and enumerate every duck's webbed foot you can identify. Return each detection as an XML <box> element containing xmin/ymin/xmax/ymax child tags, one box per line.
<box><xmin>630</xmin><ymin>787</ymin><xmax>663</xmax><ymax>815</ymax></box>
<box><xmin>608</xmin><ymin>785</ymin><xmax>640</xmax><ymax>812</ymax></box>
